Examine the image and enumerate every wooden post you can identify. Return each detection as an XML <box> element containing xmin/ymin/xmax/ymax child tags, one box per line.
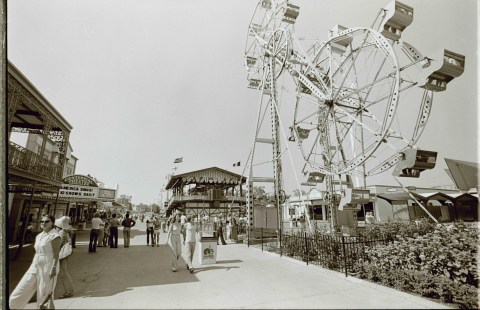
<box><xmin>53</xmin><ymin>188</ymin><xmax>60</xmax><ymax>215</ymax></box>
<box><xmin>14</xmin><ymin>182</ymin><xmax>36</xmax><ymax>260</ymax></box>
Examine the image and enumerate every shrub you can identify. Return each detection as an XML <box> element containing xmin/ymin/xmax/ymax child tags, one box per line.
<box><xmin>354</xmin><ymin>221</ymin><xmax>478</xmax><ymax>309</ymax></box>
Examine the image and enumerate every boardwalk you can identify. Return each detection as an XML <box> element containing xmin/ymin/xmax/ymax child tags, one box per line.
<box><xmin>8</xmin><ymin>220</ymin><xmax>450</xmax><ymax>309</ymax></box>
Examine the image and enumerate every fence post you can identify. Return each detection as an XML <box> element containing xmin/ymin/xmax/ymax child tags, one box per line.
<box><xmin>305</xmin><ymin>232</ymin><xmax>308</xmax><ymax>265</ymax></box>
<box><xmin>261</xmin><ymin>227</ymin><xmax>263</xmax><ymax>252</ymax></box>
<box><xmin>341</xmin><ymin>236</ymin><xmax>347</xmax><ymax>277</ymax></box>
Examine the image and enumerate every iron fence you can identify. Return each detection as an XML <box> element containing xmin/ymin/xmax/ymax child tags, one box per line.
<box><xmin>247</xmin><ymin>228</ymin><xmax>393</xmax><ymax>277</ymax></box>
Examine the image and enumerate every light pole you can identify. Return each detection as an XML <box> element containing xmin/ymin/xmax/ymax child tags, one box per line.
<box><xmin>160</xmin><ymin>188</ymin><xmax>165</xmax><ymax>213</ymax></box>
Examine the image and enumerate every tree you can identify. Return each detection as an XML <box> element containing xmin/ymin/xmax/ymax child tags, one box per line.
<box><xmin>116</xmin><ymin>195</ymin><xmax>133</xmax><ymax>211</ymax></box>
<box><xmin>253</xmin><ymin>186</ymin><xmax>266</xmax><ymax>199</ymax></box>
<box><xmin>292</xmin><ymin>189</ymin><xmax>306</xmax><ymax>197</ymax></box>
<box><xmin>150</xmin><ymin>203</ymin><xmax>161</xmax><ymax>213</ymax></box>
<box><xmin>135</xmin><ymin>203</ymin><xmax>149</xmax><ymax>213</ymax></box>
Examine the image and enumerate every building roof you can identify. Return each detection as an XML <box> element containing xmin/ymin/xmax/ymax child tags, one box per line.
<box><xmin>444</xmin><ymin>158</ymin><xmax>479</xmax><ymax>191</ymax></box>
<box><xmin>377</xmin><ymin>190</ymin><xmax>478</xmax><ymax>203</ymax></box>
<box><xmin>8</xmin><ymin>61</ymin><xmax>73</xmax><ymax>131</ymax></box>
<box><xmin>165</xmin><ymin>167</ymin><xmax>246</xmax><ymax>190</ymax></box>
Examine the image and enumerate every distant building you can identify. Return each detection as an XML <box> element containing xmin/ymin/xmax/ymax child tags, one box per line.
<box><xmin>284</xmin><ymin>158</ymin><xmax>479</xmax><ymax>232</ymax></box>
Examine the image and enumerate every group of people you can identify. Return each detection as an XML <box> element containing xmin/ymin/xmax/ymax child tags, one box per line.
<box><xmin>10</xmin><ymin>214</ymin><xmax>75</xmax><ymax>309</ymax></box>
<box><xmin>9</xmin><ymin>210</ymin><xmax>238</xmax><ymax>309</ymax></box>
<box><xmin>87</xmin><ymin>212</ymin><xmax>139</xmax><ymax>252</ymax></box>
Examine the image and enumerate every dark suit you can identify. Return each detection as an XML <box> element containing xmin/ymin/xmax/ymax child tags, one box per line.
<box><xmin>216</xmin><ymin>224</ymin><xmax>226</xmax><ymax>245</ymax></box>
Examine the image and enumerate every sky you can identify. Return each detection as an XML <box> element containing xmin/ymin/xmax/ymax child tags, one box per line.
<box><xmin>8</xmin><ymin>0</ymin><xmax>478</xmax><ymax>205</ymax></box>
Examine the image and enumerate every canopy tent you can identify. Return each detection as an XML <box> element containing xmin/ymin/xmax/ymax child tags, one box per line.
<box><xmin>445</xmin><ymin>158</ymin><xmax>479</xmax><ymax>191</ymax></box>
<box><xmin>377</xmin><ymin>191</ymin><xmax>478</xmax><ymax>204</ymax></box>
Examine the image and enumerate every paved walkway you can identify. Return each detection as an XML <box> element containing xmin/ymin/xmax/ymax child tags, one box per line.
<box><xmin>8</xmin><ymin>220</ymin><xmax>450</xmax><ymax>309</ymax></box>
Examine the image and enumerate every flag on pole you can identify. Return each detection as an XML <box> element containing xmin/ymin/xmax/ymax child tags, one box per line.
<box><xmin>233</xmin><ymin>161</ymin><xmax>241</xmax><ymax>167</ymax></box>
<box><xmin>174</xmin><ymin>157</ymin><xmax>183</xmax><ymax>164</ymax></box>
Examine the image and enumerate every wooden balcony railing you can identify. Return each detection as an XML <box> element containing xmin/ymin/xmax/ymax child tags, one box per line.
<box><xmin>170</xmin><ymin>194</ymin><xmax>247</xmax><ymax>203</ymax></box>
<box><xmin>8</xmin><ymin>142</ymin><xmax>63</xmax><ymax>182</ymax></box>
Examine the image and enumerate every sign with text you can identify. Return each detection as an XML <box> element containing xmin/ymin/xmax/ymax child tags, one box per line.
<box><xmin>62</xmin><ymin>174</ymin><xmax>98</xmax><ymax>187</ymax></box>
<box><xmin>59</xmin><ymin>184</ymin><xmax>99</xmax><ymax>199</ymax></box>
<box><xmin>98</xmin><ymin>188</ymin><xmax>116</xmax><ymax>200</ymax></box>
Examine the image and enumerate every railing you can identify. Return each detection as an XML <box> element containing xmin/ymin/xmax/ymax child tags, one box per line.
<box><xmin>170</xmin><ymin>194</ymin><xmax>247</xmax><ymax>202</ymax></box>
<box><xmin>247</xmin><ymin>228</ymin><xmax>393</xmax><ymax>277</ymax></box>
<box><xmin>171</xmin><ymin>195</ymin><xmax>210</xmax><ymax>202</ymax></box>
<box><xmin>8</xmin><ymin>142</ymin><xmax>62</xmax><ymax>181</ymax></box>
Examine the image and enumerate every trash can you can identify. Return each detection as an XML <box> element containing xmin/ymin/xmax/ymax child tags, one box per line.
<box><xmin>199</xmin><ymin>236</ymin><xmax>217</xmax><ymax>265</ymax></box>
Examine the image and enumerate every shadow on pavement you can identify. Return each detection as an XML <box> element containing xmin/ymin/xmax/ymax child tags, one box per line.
<box><xmin>192</xmin><ymin>266</ymin><xmax>240</xmax><ymax>274</ymax></box>
<box><xmin>216</xmin><ymin>259</ymin><xmax>243</xmax><ymax>264</ymax></box>
<box><xmin>65</xmin><ymin>242</ymin><xmax>200</xmax><ymax>299</ymax></box>
<box><xmin>9</xmin><ymin>227</ymin><xmax>207</xmax><ymax>301</ymax></box>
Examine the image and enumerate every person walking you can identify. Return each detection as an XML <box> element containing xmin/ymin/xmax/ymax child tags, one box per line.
<box><xmin>54</xmin><ymin>216</ymin><xmax>75</xmax><ymax>299</ymax></box>
<box><xmin>9</xmin><ymin>214</ymin><xmax>61</xmax><ymax>309</ymax></box>
<box><xmin>103</xmin><ymin>219</ymin><xmax>110</xmax><ymax>247</ymax></box>
<box><xmin>88</xmin><ymin>212</ymin><xmax>103</xmax><ymax>253</ymax></box>
<box><xmin>109</xmin><ymin>213</ymin><xmax>120</xmax><ymax>248</ymax></box>
<box><xmin>225</xmin><ymin>220</ymin><xmax>232</xmax><ymax>241</ymax></box>
<box><xmin>97</xmin><ymin>215</ymin><xmax>106</xmax><ymax>247</ymax></box>
<box><xmin>121</xmin><ymin>213</ymin><xmax>136</xmax><ymax>248</ymax></box>
<box><xmin>166</xmin><ymin>213</ymin><xmax>182</xmax><ymax>272</ymax></box>
<box><xmin>180</xmin><ymin>212</ymin><xmax>187</xmax><ymax>244</ymax></box>
<box><xmin>160</xmin><ymin>216</ymin><xmax>167</xmax><ymax>233</ymax></box>
<box><xmin>146</xmin><ymin>214</ymin><xmax>155</xmax><ymax>246</ymax></box>
<box><xmin>184</xmin><ymin>216</ymin><xmax>199</xmax><ymax>273</ymax></box>
<box><xmin>216</xmin><ymin>221</ymin><xmax>227</xmax><ymax>245</ymax></box>
<box><xmin>153</xmin><ymin>215</ymin><xmax>161</xmax><ymax>247</ymax></box>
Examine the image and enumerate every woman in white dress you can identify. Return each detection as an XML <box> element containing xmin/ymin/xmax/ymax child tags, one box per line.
<box><xmin>184</xmin><ymin>216</ymin><xmax>199</xmax><ymax>273</ymax></box>
<box><xmin>166</xmin><ymin>213</ymin><xmax>182</xmax><ymax>272</ymax></box>
<box><xmin>10</xmin><ymin>214</ymin><xmax>61</xmax><ymax>309</ymax></box>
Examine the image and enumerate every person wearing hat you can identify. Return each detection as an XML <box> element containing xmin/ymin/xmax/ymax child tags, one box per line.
<box><xmin>54</xmin><ymin>216</ymin><xmax>75</xmax><ymax>299</ymax></box>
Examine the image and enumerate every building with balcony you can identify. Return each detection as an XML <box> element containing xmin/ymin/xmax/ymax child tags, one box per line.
<box><xmin>7</xmin><ymin>61</ymin><xmax>74</xmax><ymax>243</ymax></box>
<box><xmin>164</xmin><ymin>167</ymin><xmax>247</xmax><ymax>220</ymax></box>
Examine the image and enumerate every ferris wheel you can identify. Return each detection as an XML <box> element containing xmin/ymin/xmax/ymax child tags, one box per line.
<box><xmin>244</xmin><ymin>0</ymin><xmax>465</xmax><ymax>230</ymax></box>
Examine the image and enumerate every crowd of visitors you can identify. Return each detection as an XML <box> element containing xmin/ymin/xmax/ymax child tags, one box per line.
<box><xmin>10</xmin><ymin>209</ymin><xmax>239</xmax><ymax>309</ymax></box>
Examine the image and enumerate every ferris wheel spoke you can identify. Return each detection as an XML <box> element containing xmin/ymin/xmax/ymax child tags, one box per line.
<box><xmin>330</xmin><ymin>34</ymin><xmax>383</xmax><ymax>87</ymax></box>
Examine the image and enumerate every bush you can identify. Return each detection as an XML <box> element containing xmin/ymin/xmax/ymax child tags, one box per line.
<box><xmin>354</xmin><ymin>221</ymin><xmax>478</xmax><ymax>309</ymax></box>
<box><xmin>354</xmin><ymin>218</ymin><xmax>436</xmax><ymax>240</ymax></box>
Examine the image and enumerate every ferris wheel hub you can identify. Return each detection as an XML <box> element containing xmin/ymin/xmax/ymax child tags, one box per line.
<box><xmin>324</xmin><ymin>99</ymin><xmax>334</xmax><ymax>108</ymax></box>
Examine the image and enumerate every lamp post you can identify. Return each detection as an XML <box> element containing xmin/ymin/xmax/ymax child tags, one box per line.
<box><xmin>160</xmin><ymin>188</ymin><xmax>165</xmax><ymax>214</ymax></box>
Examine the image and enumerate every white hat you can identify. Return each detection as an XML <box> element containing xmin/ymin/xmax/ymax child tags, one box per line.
<box><xmin>54</xmin><ymin>216</ymin><xmax>71</xmax><ymax>229</ymax></box>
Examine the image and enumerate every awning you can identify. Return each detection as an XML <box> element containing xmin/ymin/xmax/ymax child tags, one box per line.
<box><xmin>376</xmin><ymin>192</ymin><xmax>413</xmax><ymax>203</ymax></box>
<box><xmin>445</xmin><ymin>158</ymin><xmax>479</xmax><ymax>191</ymax></box>
<box><xmin>377</xmin><ymin>191</ymin><xmax>478</xmax><ymax>203</ymax></box>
